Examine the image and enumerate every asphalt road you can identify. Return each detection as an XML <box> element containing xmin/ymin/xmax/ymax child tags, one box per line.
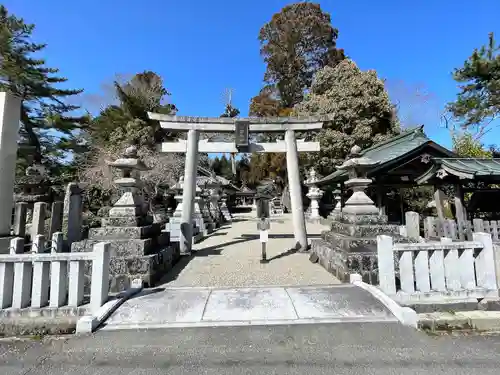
<box><xmin>1</xmin><ymin>323</ymin><xmax>500</xmax><ymax>374</ymax></box>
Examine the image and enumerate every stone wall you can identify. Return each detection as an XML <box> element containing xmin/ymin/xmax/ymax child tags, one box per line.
<box><xmin>73</xmin><ymin>239</ymin><xmax>180</xmax><ymax>293</ymax></box>
<box><xmin>311</xmin><ymin>234</ymin><xmax>379</xmax><ymax>284</ymax></box>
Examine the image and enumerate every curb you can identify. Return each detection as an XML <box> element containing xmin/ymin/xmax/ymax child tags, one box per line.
<box><xmin>418</xmin><ymin>311</ymin><xmax>500</xmax><ymax>332</ymax></box>
<box><xmin>76</xmin><ymin>279</ymin><xmax>144</xmax><ymax>334</ymax></box>
<box><xmin>349</xmin><ymin>273</ymin><xmax>418</xmax><ymax>328</ymax></box>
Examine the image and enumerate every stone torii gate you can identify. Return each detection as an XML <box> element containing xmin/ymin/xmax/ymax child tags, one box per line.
<box><xmin>148</xmin><ymin>113</ymin><xmax>326</xmax><ymax>255</ymax></box>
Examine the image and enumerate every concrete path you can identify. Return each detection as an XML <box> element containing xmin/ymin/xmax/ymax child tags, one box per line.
<box><xmin>159</xmin><ymin>213</ymin><xmax>339</xmax><ymax>287</ymax></box>
<box><xmin>3</xmin><ymin>324</ymin><xmax>500</xmax><ymax>374</ymax></box>
<box><xmin>102</xmin><ymin>284</ymin><xmax>397</xmax><ymax>330</ymax></box>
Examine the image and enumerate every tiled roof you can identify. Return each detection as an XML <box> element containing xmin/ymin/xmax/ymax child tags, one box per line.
<box><xmin>317</xmin><ymin>126</ymin><xmax>454</xmax><ymax>184</ymax></box>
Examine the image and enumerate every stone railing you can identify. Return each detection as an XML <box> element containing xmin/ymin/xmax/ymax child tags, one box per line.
<box><xmin>377</xmin><ymin>232</ymin><xmax>499</xmax><ymax>305</ymax></box>
<box><xmin>422</xmin><ymin>216</ymin><xmax>500</xmax><ymax>242</ymax></box>
<box><xmin>0</xmin><ymin>233</ymin><xmax>110</xmax><ymax>314</ymax></box>
<box><xmin>400</xmin><ymin>212</ymin><xmax>500</xmax><ymax>243</ymax></box>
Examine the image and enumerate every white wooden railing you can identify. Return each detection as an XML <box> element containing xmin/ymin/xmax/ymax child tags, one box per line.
<box><xmin>377</xmin><ymin>232</ymin><xmax>499</xmax><ymax>304</ymax></box>
<box><xmin>0</xmin><ymin>232</ymin><xmax>110</xmax><ymax>314</ymax></box>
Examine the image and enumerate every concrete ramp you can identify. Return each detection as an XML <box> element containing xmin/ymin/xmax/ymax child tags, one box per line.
<box><xmin>101</xmin><ymin>284</ymin><xmax>399</xmax><ymax>331</ymax></box>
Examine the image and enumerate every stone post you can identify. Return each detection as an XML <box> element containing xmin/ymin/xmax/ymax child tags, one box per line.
<box><xmin>405</xmin><ymin>211</ymin><xmax>420</xmax><ymax>241</ymax></box>
<box><xmin>13</xmin><ymin>202</ymin><xmax>28</xmax><ymax>237</ymax></box>
<box><xmin>64</xmin><ymin>183</ymin><xmax>83</xmax><ymax>249</ymax></box>
<box><xmin>49</xmin><ymin>201</ymin><xmax>63</xmax><ymax>238</ymax></box>
<box><xmin>180</xmin><ymin>129</ymin><xmax>199</xmax><ymax>255</ymax></box>
<box><xmin>305</xmin><ymin>168</ymin><xmax>323</xmax><ymax>221</ymax></box>
<box><xmin>285</xmin><ymin>129</ymin><xmax>307</xmax><ymax>250</ymax></box>
<box><xmin>31</xmin><ymin>202</ymin><xmax>47</xmax><ymax>241</ymax></box>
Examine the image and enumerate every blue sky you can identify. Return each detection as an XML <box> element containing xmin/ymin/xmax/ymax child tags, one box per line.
<box><xmin>6</xmin><ymin>0</ymin><xmax>500</xmax><ymax>149</ymax></box>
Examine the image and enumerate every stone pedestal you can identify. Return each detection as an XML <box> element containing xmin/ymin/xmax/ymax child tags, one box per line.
<box><xmin>311</xmin><ymin>146</ymin><xmax>411</xmax><ymax>284</ymax></box>
<box><xmin>71</xmin><ymin>146</ymin><xmax>179</xmax><ymax>293</ymax></box>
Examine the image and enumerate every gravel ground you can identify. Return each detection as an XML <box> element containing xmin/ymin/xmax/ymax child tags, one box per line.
<box><xmin>159</xmin><ymin>213</ymin><xmax>340</xmax><ymax>287</ymax></box>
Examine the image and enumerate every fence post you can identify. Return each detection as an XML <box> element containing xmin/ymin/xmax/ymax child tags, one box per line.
<box><xmin>473</xmin><ymin>232</ymin><xmax>498</xmax><ymax>290</ymax></box>
<box><xmin>377</xmin><ymin>235</ymin><xmax>396</xmax><ymax>295</ymax></box>
<box><xmin>49</xmin><ymin>232</ymin><xmax>67</xmax><ymax>307</ymax></box>
<box><xmin>90</xmin><ymin>242</ymin><xmax>111</xmax><ymax>314</ymax></box>
<box><xmin>424</xmin><ymin>217</ymin><xmax>436</xmax><ymax>239</ymax></box>
<box><xmin>11</xmin><ymin>237</ymin><xmax>31</xmax><ymax>308</ymax></box>
<box><xmin>493</xmin><ymin>243</ymin><xmax>500</xmax><ymax>292</ymax></box>
<box><xmin>405</xmin><ymin>211</ymin><xmax>420</xmax><ymax>241</ymax></box>
<box><xmin>473</xmin><ymin>218</ymin><xmax>484</xmax><ymax>233</ymax></box>
<box><xmin>0</xmin><ymin>238</ymin><xmax>20</xmax><ymax>308</ymax></box>
<box><xmin>441</xmin><ymin>237</ymin><xmax>461</xmax><ymax>290</ymax></box>
<box><xmin>31</xmin><ymin>234</ymin><xmax>50</xmax><ymax>308</ymax></box>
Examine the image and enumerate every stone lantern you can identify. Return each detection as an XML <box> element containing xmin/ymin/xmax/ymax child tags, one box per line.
<box><xmin>305</xmin><ymin>168</ymin><xmax>323</xmax><ymax>221</ymax></box>
<box><xmin>203</xmin><ymin>174</ymin><xmax>224</xmax><ymax>225</ymax></box>
<box><xmin>105</xmin><ymin>145</ymin><xmax>150</xmax><ymax>226</ymax></box>
<box><xmin>336</xmin><ymin>145</ymin><xmax>380</xmax><ymax>217</ymax></box>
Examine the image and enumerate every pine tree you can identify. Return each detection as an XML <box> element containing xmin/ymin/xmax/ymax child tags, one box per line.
<box><xmin>0</xmin><ymin>5</ymin><xmax>88</xmax><ymax>175</ymax></box>
<box><xmin>447</xmin><ymin>32</ymin><xmax>500</xmax><ymax>134</ymax></box>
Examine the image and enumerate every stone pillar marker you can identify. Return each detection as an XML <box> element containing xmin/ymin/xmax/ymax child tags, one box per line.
<box><xmin>64</xmin><ymin>182</ymin><xmax>83</xmax><ymax>249</ymax></box>
<box><xmin>285</xmin><ymin>129</ymin><xmax>308</xmax><ymax>250</ymax></box>
<box><xmin>0</xmin><ymin>92</ymin><xmax>21</xmax><ymax>237</ymax></box>
<box><xmin>305</xmin><ymin>168</ymin><xmax>323</xmax><ymax>221</ymax></box>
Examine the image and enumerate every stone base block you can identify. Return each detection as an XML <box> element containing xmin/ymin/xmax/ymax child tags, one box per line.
<box><xmin>311</xmin><ymin>238</ymin><xmax>379</xmax><ymax>284</ymax></box>
<box><xmin>339</xmin><ymin>213</ymin><xmax>388</xmax><ymax>225</ymax></box>
<box><xmin>83</xmin><ymin>245</ymin><xmax>180</xmax><ymax>293</ymax></box>
<box><xmin>330</xmin><ymin>221</ymin><xmax>400</xmax><ymax>238</ymax></box>
<box><xmin>102</xmin><ymin>215</ymin><xmax>153</xmax><ymax>227</ymax></box>
<box><xmin>72</xmin><ymin>231</ymin><xmax>170</xmax><ymax>257</ymax></box>
<box><xmin>88</xmin><ymin>224</ymin><xmax>163</xmax><ymax>240</ymax></box>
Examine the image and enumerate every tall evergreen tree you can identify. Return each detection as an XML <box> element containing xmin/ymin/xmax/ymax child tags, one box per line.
<box><xmin>248</xmin><ymin>2</ymin><xmax>344</xmax><ymax>184</ymax></box>
<box><xmin>447</xmin><ymin>32</ymin><xmax>500</xmax><ymax>135</ymax></box>
<box><xmin>251</xmin><ymin>2</ymin><xmax>344</xmax><ymax>113</ymax></box>
<box><xmin>0</xmin><ymin>5</ymin><xmax>88</xmax><ymax>175</ymax></box>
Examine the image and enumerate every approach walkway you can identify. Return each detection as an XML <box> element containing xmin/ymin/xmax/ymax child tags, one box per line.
<box><xmin>158</xmin><ymin>212</ymin><xmax>340</xmax><ymax>287</ymax></box>
<box><xmin>102</xmin><ymin>213</ymin><xmax>401</xmax><ymax>331</ymax></box>
<box><xmin>102</xmin><ymin>284</ymin><xmax>398</xmax><ymax>330</ymax></box>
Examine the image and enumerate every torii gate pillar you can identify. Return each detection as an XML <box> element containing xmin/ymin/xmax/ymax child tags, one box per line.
<box><xmin>285</xmin><ymin>129</ymin><xmax>307</xmax><ymax>250</ymax></box>
<box><xmin>179</xmin><ymin>129</ymin><xmax>200</xmax><ymax>255</ymax></box>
